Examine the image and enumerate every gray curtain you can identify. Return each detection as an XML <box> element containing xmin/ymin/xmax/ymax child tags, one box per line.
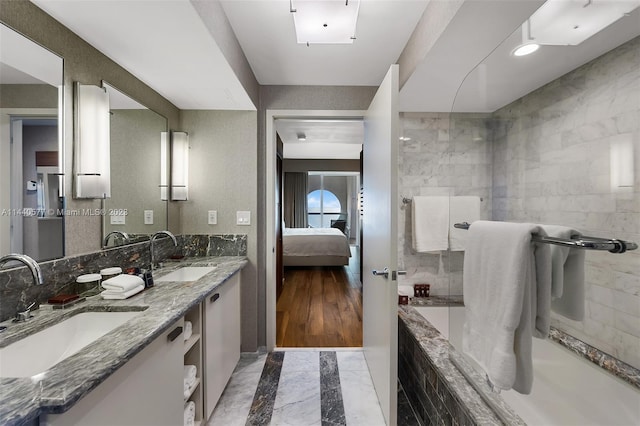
<box><xmin>284</xmin><ymin>172</ymin><xmax>308</xmax><ymax>228</ymax></box>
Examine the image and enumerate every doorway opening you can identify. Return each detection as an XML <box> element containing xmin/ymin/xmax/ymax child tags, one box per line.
<box><xmin>266</xmin><ymin>111</ymin><xmax>366</xmax><ymax>349</ymax></box>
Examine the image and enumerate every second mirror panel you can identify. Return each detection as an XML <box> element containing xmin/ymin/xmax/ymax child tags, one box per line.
<box><xmin>102</xmin><ymin>82</ymin><xmax>168</xmax><ymax>247</ymax></box>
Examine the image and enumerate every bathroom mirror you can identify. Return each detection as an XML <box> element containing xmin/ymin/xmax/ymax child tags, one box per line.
<box><xmin>0</xmin><ymin>23</ymin><xmax>64</xmax><ymax>261</ymax></box>
<box><xmin>101</xmin><ymin>82</ymin><xmax>168</xmax><ymax>247</ymax></box>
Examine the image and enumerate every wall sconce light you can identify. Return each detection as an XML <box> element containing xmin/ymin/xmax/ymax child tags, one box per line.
<box><xmin>73</xmin><ymin>82</ymin><xmax>111</xmax><ymax>199</ymax></box>
<box><xmin>160</xmin><ymin>132</ymin><xmax>169</xmax><ymax>201</ymax></box>
<box><xmin>170</xmin><ymin>131</ymin><xmax>189</xmax><ymax>201</ymax></box>
<box><xmin>610</xmin><ymin>133</ymin><xmax>634</xmax><ymax>193</ymax></box>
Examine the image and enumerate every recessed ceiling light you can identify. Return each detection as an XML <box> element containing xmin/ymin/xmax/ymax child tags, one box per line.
<box><xmin>297</xmin><ymin>132</ymin><xmax>306</xmax><ymax>141</ymax></box>
<box><xmin>512</xmin><ymin>43</ymin><xmax>540</xmax><ymax>56</ymax></box>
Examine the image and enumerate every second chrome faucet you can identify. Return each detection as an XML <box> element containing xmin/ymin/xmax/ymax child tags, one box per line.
<box><xmin>149</xmin><ymin>230</ymin><xmax>178</xmax><ymax>270</ymax></box>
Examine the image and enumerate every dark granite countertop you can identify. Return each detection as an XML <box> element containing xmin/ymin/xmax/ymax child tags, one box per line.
<box><xmin>0</xmin><ymin>256</ymin><xmax>247</xmax><ymax>426</ymax></box>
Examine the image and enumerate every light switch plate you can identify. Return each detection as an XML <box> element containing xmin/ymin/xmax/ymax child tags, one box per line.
<box><xmin>144</xmin><ymin>210</ymin><xmax>154</xmax><ymax>225</ymax></box>
<box><xmin>110</xmin><ymin>214</ymin><xmax>125</xmax><ymax>225</ymax></box>
<box><xmin>236</xmin><ymin>211</ymin><xmax>251</xmax><ymax>226</ymax></box>
<box><xmin>208</xmin><ymin>210</ymin><xmax>217</xmax><ymax>225</ymax></box>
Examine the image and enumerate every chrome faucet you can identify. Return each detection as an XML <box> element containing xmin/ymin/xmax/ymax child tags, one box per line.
<box><xmin>0</xmin><ymin>253</ymin><xmax>44</xmax><ymax>286</ymax></box>
<box><xmin>0</xmin><ymin>254</ymin><xmax>43</xmax><ymax>324</ymax></box>
<box><xmin>149</xmin><ymin>231</ymin><xmax>177</xmax><ymax>270</ymax></box>
<box><xmin>103</xmin><ymin>230</ymin><xmax>131</xmax><ymax>248</ymax></box>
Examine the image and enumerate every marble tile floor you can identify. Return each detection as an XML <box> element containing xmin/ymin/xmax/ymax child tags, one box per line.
<box><xmin>209</xmin><ymin>349</ymin><xmax>420</xmax><ymax>426</ymax></box>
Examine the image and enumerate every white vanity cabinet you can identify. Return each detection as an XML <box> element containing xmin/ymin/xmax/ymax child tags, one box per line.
<box><xmin>203</xmin><ymin>272</ymin><xmax>241</xmax><ymax>420</ymax></box>
<box><xmin>41</xmin><ymin>319</ymin><xmax>185</xmax><ymax>426</ymax></box>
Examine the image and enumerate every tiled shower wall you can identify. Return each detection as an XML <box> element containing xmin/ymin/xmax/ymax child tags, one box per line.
<box><xmin>398</xmin><ymin>113</ymin><xmax>493</xmax><ymax>295</ymax></box>
<box><xmin>493</xmin><ymin>36</ymin><xmax>640</xmax><ymax>369</ymax></box>
<box><xmin>398</xmin><ymin>36</ymin><xmax>639</xmax><ymax>369</ymax></box>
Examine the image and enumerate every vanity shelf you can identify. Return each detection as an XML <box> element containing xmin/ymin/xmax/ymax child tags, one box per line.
<box><xmin>183</xmin><ymin>304</ymin><xmax>204</xmax><ymax>425</ymax></box>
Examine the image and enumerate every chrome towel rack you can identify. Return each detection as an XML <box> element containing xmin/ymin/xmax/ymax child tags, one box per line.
<box><xmin>454</xmin><ymin>222</ymin><xmax>638</xmax><ymax>254</ymax></box>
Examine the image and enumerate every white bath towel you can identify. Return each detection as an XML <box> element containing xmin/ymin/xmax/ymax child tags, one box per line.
<box><xmin>184</xmin><ymin>365</ymin><xmax>197</xmax><ymax>398</ymax></box>
<box><xmin>100</xmin><ymin>284</ymin><xmax>144</xmax><ymax>300</ymax></box>
<box><xmin>540</xmin><ymin>225</ymin><xmax>586</xmax><ymax>321</ymax></box>
<box><xmin>412</xmin><ymin>196</ymin><xmax>449</xmax><ymax>252</ymax></box>
<box><xmin>183</xmin><ymin>320</ymin><xmax>193</xmax><ymax>342</ymax></box>
<box><xmin>462</xmin><ymin>220</ymin><xmax>551</xmax><ymax>394</ymax></box>
<box><xmin>101</xmin><ymin>274</ymin><xmax>144</xmax><ymax>292</ymax></box>
<box><xmin>184</xmin><ymin>401</ymin><xmax>195</xmax><ymax>426</ymax></box>
<box><xmin>449</xmin><ymin>196</ymin><xmax>481</xmax><ymax>251</ymax></box>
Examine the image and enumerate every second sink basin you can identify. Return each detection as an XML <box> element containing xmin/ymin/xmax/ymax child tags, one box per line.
<box><xmin>155</xmin><ymin>266</ymin><xmax>216</xmax><ymax>282</ymax></box>
<box><xmin>0</xmin><ymin>310</ymin><xmax>142</xmax><ymax>378</ymax></box>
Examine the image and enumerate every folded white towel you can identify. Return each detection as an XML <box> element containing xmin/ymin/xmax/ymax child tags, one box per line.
<box><xmin>101</xmin><ymin>274</ymin><xmax>144</xmax><ymax>292</ymax></box>
<box><xmin>462</xmin><ymin>221</ymin><xmax>551</xmax><ymax>394</ymax></box>
<box><xmin>100</xmin><ymin>284</ymin><xmax>144</xmax><ymax>300</ymax></box>
<box><xmin>412</xmin><ymin>196</ymin><xmax>449</xmax><ymax>252</ymax></box>
<box><xmin>184</xmin><ymin>401</ymin><xmax>195</xmax><ymax>426</ymax></box>
<box><xmin>449</xmin><ymin>196</ymin><xmax>481</xmax><ymax>251</ymax></box>
<box><xmin>183</xmin><ymin>320</ymin><xmax>193</xmax><ymax>341</ymax></box>
<box><xmin>540</xmin><ymin>225</ymin><xmax>586</xmax><ymax>321</ymax></box>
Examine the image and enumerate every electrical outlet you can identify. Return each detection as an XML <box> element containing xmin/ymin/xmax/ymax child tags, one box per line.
<box><xmin>208</xmin><ymin>210</ymin><xmax>217</xmax><ymax>225</ymax></box>
<box><xmin>144</xmin><ymin>210</ymin><xmax>154</xmax><ymax>225</ymax></box>
<box><xmin>110</xmin><ymin>214</ymin><xmax>125</xmax><ymax>225</ymax></box>
<box><xmin>236</xmin><ymin>211</ymin><xmax>251</xmax><ymax>226</ymax></box>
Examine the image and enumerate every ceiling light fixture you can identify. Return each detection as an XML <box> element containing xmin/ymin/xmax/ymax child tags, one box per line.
<box><xmin>513</xmin><ymin>0</ymin><xmax>639</xmax><ymax>57</ymax></box>
<box><xmin>297</xmin><ymin>132</ymin><xmax>307</xmax><ymax>141</ymax></box>
<box><xmin>290</xmin><ymin>0</ymin><xmax>360</xmax><ymax>45</ymax></box>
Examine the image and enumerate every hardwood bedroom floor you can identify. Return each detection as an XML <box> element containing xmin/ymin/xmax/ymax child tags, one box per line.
<box><xmin>276</xmin><ymin>246</ymin><xmax>362</xmax><ymax>347</ymax></box>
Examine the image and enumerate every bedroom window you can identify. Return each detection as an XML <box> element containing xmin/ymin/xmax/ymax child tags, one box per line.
<box><xmin>307</xmin><ymin>189</ymin><xmax>341</xmax><ymax>228</ymax></box>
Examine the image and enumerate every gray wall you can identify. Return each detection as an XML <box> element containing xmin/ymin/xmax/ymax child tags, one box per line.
<box><xmin>1</xmin><ymin>0</ymin><xmax>180</xmax><ymax>256</ymax></box>
<box><xmin>179</xmin><ymin>110</ymin><xmax>258</xmax><ymax>352</ymax></box>
<box><xmin>104</xmin><ymin>109</ymin><xmax>168</xmax><ymax>237</ymax></box>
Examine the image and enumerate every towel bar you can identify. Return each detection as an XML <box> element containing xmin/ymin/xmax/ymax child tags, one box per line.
<box><xmin>453</xmin><ymin>222</ymin><xmax>638</xmax><ymax>254</ymax></box>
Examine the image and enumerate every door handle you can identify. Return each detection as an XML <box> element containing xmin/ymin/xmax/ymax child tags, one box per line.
<box><xmin>372</xmin><ymin>267</ymin><xmax>389</xmax><ymax>278</ymax></box>
<box><xmin>210</xmin><ymin>293</ymin><xmax>220</xmax><ymax>303</ymax></box>
<box><xmin>167</xmin><ymin>326</ymin><xmax>183</xmax><ymax>342</ymax></box>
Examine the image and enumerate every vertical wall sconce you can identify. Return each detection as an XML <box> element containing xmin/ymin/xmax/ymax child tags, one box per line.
<box><xmin>610</xmin><ymin>133</ymin><xmax>635</xmax><ymax>193</ymax></box>
<box><xmin>73</xmin><ymin>82</ymin><xmax>111</xmax><ymax>198</ymax></box>
<box><xmin>170</xmin><ymin>131</ymin><xmax>189</xmax><ymax>201</ymax></box>
<box><xmin>160</xmin><ymin>132</ymin><xmax>169</xmax><ymax>201</ymax></box>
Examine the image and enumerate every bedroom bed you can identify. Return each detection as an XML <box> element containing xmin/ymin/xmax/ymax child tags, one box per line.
<box><xmin>283</xmin><ymin>227</ymin><xmax>352</xmax><ymax>266</ymax></box>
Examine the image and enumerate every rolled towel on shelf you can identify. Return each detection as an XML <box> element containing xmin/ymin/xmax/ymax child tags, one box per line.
<box><xmin>184</xmin><ymin>401</ymin><xmax>196</xmax><ymax>426</ymax></box>
<box><xmin>101</xmin><ymin>274</ymin><xmax>145</xmax><ymax>292</ymax></box>
<box><xmin>100</xmin><ymin>284</ymin><xmax>144</xmax><ymax>300</ymax></box>
<box><xmin>183</xmin><ymin>365</ymin><xmax>197</xmax><ymax>398</ymax></box>
<box><xmin>540</xmin><ymin>224</ymin><xmax>586</xmax><ymax>321</ymax></box>
<box><xmin>184</xmin><ymin>321</ymin><xmax>193</xmax><ymax>341</ymax></box>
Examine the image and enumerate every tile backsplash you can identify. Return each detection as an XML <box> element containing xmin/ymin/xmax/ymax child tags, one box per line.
<box><xmin>0</xmin><ymin>234</ymin><xmax>247</xmax><ymax>322</ymax></box>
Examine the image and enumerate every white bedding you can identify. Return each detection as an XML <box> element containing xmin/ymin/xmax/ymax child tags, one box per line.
<box><xmin>283</xmin><ymin>227</ymin><xmax>352</xmax><ymax>258</ymax></box>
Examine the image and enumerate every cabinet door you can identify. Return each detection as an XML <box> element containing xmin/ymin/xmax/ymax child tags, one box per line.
<box><xmin>41</xmin><ymin>319</ymin><xmax>184</xmax><ymax>426</ymax></box>
<box><xmin>203</xmin><ymin>272</ymin><xmax>241</xmax><ymax>420</ymax></box>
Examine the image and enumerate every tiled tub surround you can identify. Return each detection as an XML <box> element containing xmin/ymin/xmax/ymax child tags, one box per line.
<box><xmin>0</xmin><ymin>234</ymin><xmax>247</xmax><ymax>322</ymax></box>
<box><xmin>398</xmin><ymin>305</ymin><xmax>524</xmax><ymax>426</ymax></box>
<box><xmin>0</xmin><ymin>256</ymin><xmax>247</xmax><ymax>425</ymax></box>
<box><xmin>400</xmin><ymin>303</ymin><xmax>640</xmax><ymax>426</ymax></box>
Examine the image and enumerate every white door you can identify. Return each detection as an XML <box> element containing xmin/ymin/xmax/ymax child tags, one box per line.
<box><xmin>362</xmin><ymin>65</ymin><xmax>399</xmax><ymax>426</ymax></box>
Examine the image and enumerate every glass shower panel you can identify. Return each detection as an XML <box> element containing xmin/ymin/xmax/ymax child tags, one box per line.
<box><xmin>447</xmin><ymin>6</ymin><xmax>640</xmax><ymax>425</ymax></box>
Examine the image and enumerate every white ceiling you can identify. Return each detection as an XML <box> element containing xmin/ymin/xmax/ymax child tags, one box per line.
<box><xmin>220</xmin><ymin>0</ymin><xmax>428</xmax><ymax>86</ymax></box>
<box><xmin>276</xmin><ymin>118</ymin><xmax>363</xmax><ymax>159</ymax></box>
<box><xmin>31</xmin><ymin>0</ymin><xmax>256</xmax><ymax>110</ymax></box>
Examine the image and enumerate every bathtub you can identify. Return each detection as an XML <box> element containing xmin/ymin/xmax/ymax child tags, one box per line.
<box><xmin>414</xmin><ymin>306</ymin><xmax>640</xmax><ymax>426</ymax></box>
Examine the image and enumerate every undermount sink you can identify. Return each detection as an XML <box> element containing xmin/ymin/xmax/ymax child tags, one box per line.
<box><xmin>0</xmin><ymin>310</ymin><xmax>143</xmax><ymax>378</ymax></box>
<box><xmin>155</xmin><ymin>266</ymin><xmax>216</xmax><ymax>282</ymax></box>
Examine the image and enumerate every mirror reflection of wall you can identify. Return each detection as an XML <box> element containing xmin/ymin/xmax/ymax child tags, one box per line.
<box><xmin>102</xmin><ymin>82</ymin><xmax>168</xmax><ymax>247</ymax></box>
<box><xmin>0</xmin><ymin>23</ymin><xmax>64</xmax><ymax>261</ymax></box>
